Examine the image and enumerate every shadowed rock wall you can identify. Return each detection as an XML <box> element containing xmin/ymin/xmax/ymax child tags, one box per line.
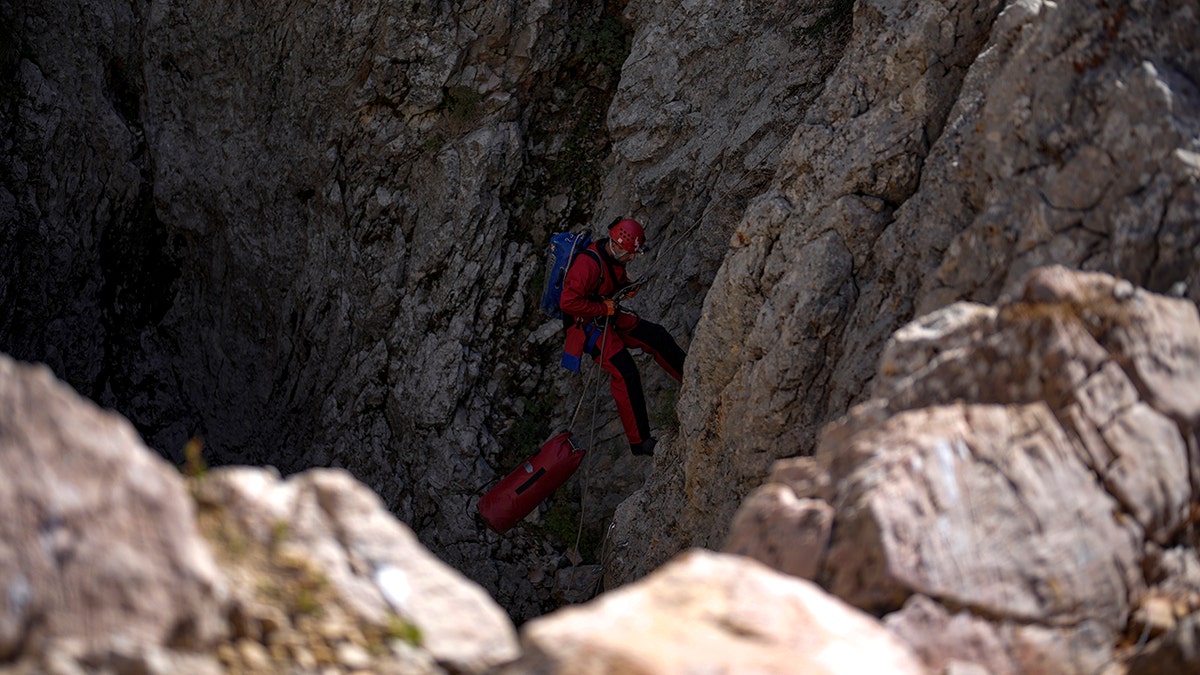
<box><xmin>2</xmin><ymin>0</ymin><xmax>849</xmax><ymax>620</ymax></box>
<box><xmin>3</xmin><ymin>0</ymin><xmax>625</xmax><ymax>621</ymax></box>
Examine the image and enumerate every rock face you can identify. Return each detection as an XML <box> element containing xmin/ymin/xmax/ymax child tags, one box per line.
<box><xmin>1</xmin><ymin>0</ymin><xmax>851</xmax><ymax>620</ymax></box>
<box><xmin>547</xmin><ymin>0</ymin><xmax>852</xmax><ymax>581</ymax></box>
<box><xmin>607</xmin><ymin>0</ymin><xmax>1200</xmax><ymax>585</ymax></box>
<box><xmin>2</xmin><ymin>0</ymin><xmax>633</xmax><ymax>620</ymax></box>
<box><xmin>1128</xmin><ymin>612</ymin><xmax>1200</xmax><ymax>675</ymax></box>
<box><xmin>594</xmin><ymin>0</ymin><xmax>850</xmax><ymax>334</ymax></box>
<box><xmin>4</xmin><ymin>0</ymin><xmax>1199</xmax><ymax>633</ymax></box>
<box><xmin>725</xmin><ymin>267</ymin><xmax>1200</xmax><ymax>673</ymax></box>
<box><xmin>2</xmin><ymin>351</ymin><xmax>938</xmax><ymax>673</ymax></box>
<box><xmin>0</xmin><ymin>356</ymin><xmax>226</xmax><ymax>668</ymax></box>
<box><xmin>12</xmin><ymin>262</ymin><xmax>1200</xmax><ymax>673</ymax></box>
<box><xmin>507</xmin><ymin>549</ymin><xmax>926</xmax><ymax>675</ymax></box>
<box><xmin>0</xmin><ymin>352</ymin><xmax>521</xmax><ymax>673</ymax></box>
<box><xmin>192</xmin><ymin>467</ymin><xmax>520</xmax><ymax>673</ymax></box>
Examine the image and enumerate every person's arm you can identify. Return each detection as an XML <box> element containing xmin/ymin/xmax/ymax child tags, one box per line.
<box><xmin>560</xmin><ymin>255</ymin><xmax>613</xmax><ymax>318</ymax></box>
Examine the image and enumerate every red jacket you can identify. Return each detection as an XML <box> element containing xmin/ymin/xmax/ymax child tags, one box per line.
<box><xmin>558</xmin><ymin>239</ymin><xmax>631</xmax><ymax>371</ymax></box>
<box><xmin>559</xmin><ymin>239</ymin><xmax>630</xmax><ymax>320</ymax></box>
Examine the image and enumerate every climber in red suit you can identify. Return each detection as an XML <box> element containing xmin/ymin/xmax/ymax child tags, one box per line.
<box><xmin>559</xmin><ymin>218</ymin><xmax>687</xmax><ymax>456</ymax></box>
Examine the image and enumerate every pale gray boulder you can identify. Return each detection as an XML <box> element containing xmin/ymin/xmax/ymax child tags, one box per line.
<box><xmin>507</xmin><ymin>549</ymin><xmax>926</xmax><ymax>675</ymax></box>
<box><xmin>0</xmin><ymin>352</ymin><xmax>522</xmax><ymax>673</ymax></box>
<box><xmin>0</xmin><ymin>355</ymin><xmax>226</xmax><ymax>668</ymax></box>
<box><xmin>727</xmin><ymin>267</ymin><xmax>1200</xmax><ymax>673</ymax></box>
<box><xmin>193</xmin><ymin>466</ymin><xmax>521</xmax><ymax>674</ymax></box>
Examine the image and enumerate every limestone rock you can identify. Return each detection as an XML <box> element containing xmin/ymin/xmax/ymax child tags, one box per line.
<box><xmin>722</xmin><ymin>484</ymin><xmax>832</xmax><ymax>581</ymax></box>
<box><xmin>723</xmin><ymin>266</ymin><xmax>1200</xmax><ymax>673</ymax></box>
<box><xmin>0</xmin><ymin>355</ymin><xmax>226</xmax><ymax>665</ymax></box>
<box><xmin>13</xmin><ymin>639</ymin><xmax>226</xmax><ymax>675</ymax></box>
<box><xmin>611</xmin><ymin>0</ymin><xmax>1200</xmax><ymax>594</ymax></box>
<box><xmin>1128</xmin><ymin>612</ymin><xmax>1200</xmax><ymax>675</ymax></box>
<box><xmin>1131</xmin><ymin>593</ymin><xmax>1180</xmax><ymax>639</ymax></box>
<box><xmin>595</xmin><ymin>0</ymin><xmax>851</xmax><ymax>336</ymax></box>
<box><xmin>611</xmin><ymin>0</ymin><xmax>1010</xmax><ymax>584</ymax></box>
<box><xmin>3</xmin><ymin>0</ymin><xmax>860</xmax><ymax>621</ymax></box>
<box><xmin>553</xmin><ymin>565</ymin><xmax>603</xmax><ymax>606</ymax></box>
<box><xmin>0</xmin><ymin>351</ymin><xmax>520</xmax><ymax>672</ymax></box>
<box><xmin>507</xmin><ymin>549</ymin><xmax>926</xmax><ymax>674</ymax></box>
<box><xmin>6</xmin><ymin>0</ymin><xmax>1200</xmax><ymax>636</ymax></box>
<box><xmin>886</xmin><ymin>594</ymin><xmax>1115</xmax><ymax>675</ymax></box>
<box><xmin>875</xmin><ymin>267</ymin><xmax>1200</xmax><ymax>546</ymax></box>
<box><xmin>821</xmin><ymin>402</ymin><xmax>1142</xmax><ymax>629</ymax></box>
<box><xmin>192</xmin><ymin>466</ymin><xmax>520</xmax><ymax>674</ymax></box>
<box><xmin>2</xmin><ymin>0</ymin><xmax>631</xmax><ymax>621</ymax></box>
<box><xmin>1143</xmin><ymin>545</ymin><xmax>1200</xmax><ymax>623</ymax></box>
<box><xmin>0</xmin><ymin>0</ymin><xmax>145</xmax><ymax>393</ymax></box>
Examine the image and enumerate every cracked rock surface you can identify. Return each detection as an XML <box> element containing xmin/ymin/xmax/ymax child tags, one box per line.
<box><xmin>727</xmin><ymin>267</ymin><xmax>1200</xmax><ymax>673</ymax></box>
<box><xmin>607</xmin><ymin>0</ymin><xmax>1200</xmax><ymax>592</ymax></box>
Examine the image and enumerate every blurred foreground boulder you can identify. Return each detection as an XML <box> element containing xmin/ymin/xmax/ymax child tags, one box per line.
<box><xmin>507</xmin><ymin>549</ymin><xmax>926</xmax><ymax>674</ymax></box>
<box><xmin>191</xmin><ymin>467</ymin><xmax>520</xmax><ymax>673</ymax></box>
<box><xmin>0</xmin><ymin>358</ymin><xmax>227</xmax><ymax>671</ymax></box>
<box><xmin>0</xmin><ymin>354</ymin><xmax>518</xmax><ymax>673</ymax></box>
<box><xmin>726</xmin><ymin>266</ymin><xmax>1200</xmax><ymax>673</ymax></box>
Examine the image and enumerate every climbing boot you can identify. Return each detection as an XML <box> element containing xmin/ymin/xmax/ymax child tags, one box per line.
<box><xmin>631</xmin><ymin>437</ymin><xmax>657</xmax><ymax>456</ymax></box>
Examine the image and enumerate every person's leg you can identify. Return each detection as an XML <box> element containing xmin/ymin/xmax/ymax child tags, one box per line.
<box><xmin>624</xmin><ymin>318</ymin><xmax>686</xmax><ymax>382</ymax></box>
<box><xmin>592</xmin><ymin>331</ymin><xmax>652</xmax><ymax>448</ymax></box>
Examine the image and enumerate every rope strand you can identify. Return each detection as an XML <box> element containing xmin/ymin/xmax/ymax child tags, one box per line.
<box><xmin>572</xmin><ymin>322</ymin><xmax>609</xmax><ymax>565</ymax></box>
<box><xmin>567</xmin><ymin>357</ymin><xmax>596</xmax><ymax>431</ymax></box>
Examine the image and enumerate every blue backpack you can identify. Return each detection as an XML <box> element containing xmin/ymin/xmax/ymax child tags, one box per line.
<box><xmin>540</xmin><ymin>231</ymin><xmax>602</xmax><ymax>320</ymax></box>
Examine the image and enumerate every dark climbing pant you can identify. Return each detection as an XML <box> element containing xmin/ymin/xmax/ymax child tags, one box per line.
<box><xmin>589</xmin><ymin>313</ymin><xmax>686</xmax><ymax>446</ymax></box>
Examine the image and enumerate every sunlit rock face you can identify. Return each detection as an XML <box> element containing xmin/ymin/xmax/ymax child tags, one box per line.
<box><xmin>725</xmin><ymin>267</ymin><xmax>1200</xmax><ymax>672</ymax></box>
<box><xmin>607</xmin><ymin>0</ymin><xmax>1200</xmax><ymax>592</ymax></box>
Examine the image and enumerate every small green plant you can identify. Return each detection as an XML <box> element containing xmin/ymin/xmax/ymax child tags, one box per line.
<box><xmin>651</xmin><ymin>389</ymin><xmax>680</xmax><ymax>433</ymax></box>
<box><xmin>182</xmin><ymin>437</ymin><xmax>207</xmax><ymax>477</ymax></box>
<box><xmin>541</xmin><ymin>499</ymin><xmax>579</xmax><ymax>543</ymax></box>
<box><xmin>498</xmin><ymin>392</ymin><xmax>559</xmax><ymax>471</ymax></box>
<box><xmin>541</xmin><ymin>498</ymin><xmax>601</xmax><ymax>563</ymax></box>
<box><xmin>795</xmin><ymin>0</ymin><xmax>855</xmax><ymax>45</ymax></box>
<box><xmin>200</xmin><ymin>505</ymin><xmax>250</xmax><ymax>558</ymax></box>
<box><xmin>443</xmin><ymin>85</ymin><xmax>481</xmax><ymax>122</ymax></box>
<box><xmin>286</xmin><ymin>566</ymin><xmax>328</xmax><ymax>617</ymax></box>
<box><xmin>294</xmin><ymin>586</ymin><xmax>321</xmax><ymax>615</ymax></box>
<box><xmin>385</xmin><ymin>614</ymin><xmax>424</xmax><ymax>647</ymax></box>
<box><xmin>270</xmin><ymin>520</ymin><xmax>290</xmax><ymax>548</ymax></box>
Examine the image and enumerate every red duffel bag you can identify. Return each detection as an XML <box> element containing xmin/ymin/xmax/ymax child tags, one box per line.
<box><xmin>478</xmin><ymin>431</ymin><xmax>584</xmax><ymax>534</ymax></box>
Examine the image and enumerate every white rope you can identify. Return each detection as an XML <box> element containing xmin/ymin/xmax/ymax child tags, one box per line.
<box><xmin>572</xmin><ymin>321</ymin><xmax>610</xmax><ymax>565</ymax></box>
<box><xmin>567</xmin><ymin>358</ymin><xmax>595</xmax><ymax>431</ymax></box>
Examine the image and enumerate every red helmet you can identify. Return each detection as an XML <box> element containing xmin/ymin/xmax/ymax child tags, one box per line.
<box><xmin>609</xmin><ymin>218</ymin><xmax>646</xmax><ymax>254</ymax></box>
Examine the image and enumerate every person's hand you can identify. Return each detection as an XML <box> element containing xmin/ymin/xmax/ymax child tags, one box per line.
<box><xmin>601</xmin><ymin>299</ymin><xmax>617</xmax><ymax>316</ymax></box>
